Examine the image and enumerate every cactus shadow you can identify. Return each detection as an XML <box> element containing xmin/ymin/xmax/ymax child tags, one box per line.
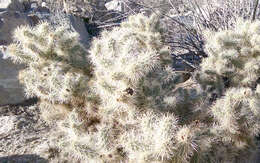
<box><xmin>0</xmin><ymin>154</ymin><xmax>48</xmax><ymax>163</ymax></box>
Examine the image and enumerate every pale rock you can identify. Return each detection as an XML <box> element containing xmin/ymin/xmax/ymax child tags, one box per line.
<box><xmin>105</xmin><ymin>0</ymin><xmax>124</xmax><ymax>12</ymax></box>
<box><xmin>41</xmin><ymin>2</ymin><xmax>46</xmax><ymax>7</ymax></box>
<box><xmin>30</xmin><ymin>2</ymin><xmax>38</xmax><ymax>9</ymax></box>
<box><xmin>0</xmin><ymin>0</ymin><xmax>11</xmax><ymax>9</ymax></box>
<box><xmin>0</xmin><ymin>116</ymin><xmax>16</xmax><ymax>135</ymax></box>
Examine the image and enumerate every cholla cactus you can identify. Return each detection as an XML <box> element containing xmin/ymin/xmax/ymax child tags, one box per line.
<box><xmin>197</xmin><ymin>19</ymin><xmax>260</xmax><ymax>95</ymax></box>
<box><xmin>7</xmin><ymin>14</ymin><xmax>260</xmax><ymax>163</ymax></box>
<box><xmin>89</xmin><ymin>14</ymin><xmax>198</xmax><ymax>114</ymax></box>
<box><xmin>6</xmin><ymin>22</ymin><xmax>94</xmax><ymax>104</ymax></box>
<box><xmin>53</xmin><ymin>14</ymin><xmax>202</xmax><ymax>162</ymax></box>
<box><xmin>194</xmin><ymin>19</ymin><xmax>260</xmax><ymax>162</ymax></box>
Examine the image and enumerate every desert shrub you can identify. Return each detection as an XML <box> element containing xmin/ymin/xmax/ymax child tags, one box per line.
<box><xmin>6</xmin><ymin>14</ymin><xmax>260</xmax><ymax>163</ymax></box>
<box><xmin>164</xmin><ymin>0</ymin><xmax>260</xmax><ymax>60</ymax></box>
<box><xmin>124</xmin><ymin>0</ymin><xmax>260</xmax><ymax>70</ymax></box>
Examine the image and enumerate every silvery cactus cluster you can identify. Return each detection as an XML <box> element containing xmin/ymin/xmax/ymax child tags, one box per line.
<box><xmin>5</xmin><ymin>14</ymin><xmax>260</xmax><ymax>163</ymax></box>
<box><xmin>195</xmin><ymin>19</ymin><xmax>260</xmax><ymax>162</ymax></box>
<box><xmin>6</xmin><ymin>22</ymin><xmax>94</xmax><ymax>104</ymax></box>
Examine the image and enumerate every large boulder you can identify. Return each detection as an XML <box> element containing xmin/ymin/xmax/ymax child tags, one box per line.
<box><xmin>0</xmin><ymin>51</ymin><xmax>26</xmax><ymax>105</ymax></box>
<box><xmin>0</xmin><ymin>10</ymin><xmax>31</xmax><ymax>105</ymax></box>
<box><xmin>69</xmin><ymin>14</ymin><xmax>90</xmax><ymax>47</ymax></box>
<box><xmin>0</xmin><ymin>11</ymin><xmax>31</xmax><ymax>45</ymax></box>
<box><xmin>0</xmin><ymin>0</ymin><xmax>25</xmax><ymax>12</ymax></box>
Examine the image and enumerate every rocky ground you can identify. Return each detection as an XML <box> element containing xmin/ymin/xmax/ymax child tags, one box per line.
<box><xmin>0</xmin><ymin>99</ymin><xmax>52</xmax><ymax>163</ymax></box>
